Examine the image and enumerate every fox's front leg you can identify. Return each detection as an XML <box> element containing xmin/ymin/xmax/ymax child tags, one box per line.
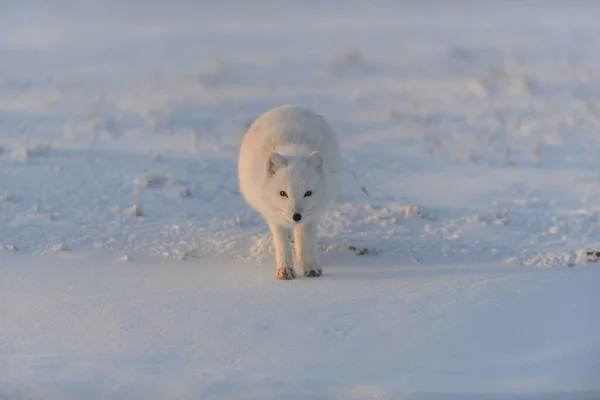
<box><xmin>294</xmin><ymin>221</ymin><xmax>321</xmax><ymax>277</ymax></box>
<box><xmin>269</xmin><ymin>222</ymin><xmax>295</xmax><ymax>280</ymax></box>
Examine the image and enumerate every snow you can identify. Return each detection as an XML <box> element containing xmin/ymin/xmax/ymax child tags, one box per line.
<box><xmin>2</xmin><ymin>253</ymin><xmax>600</xmax><ymax>399</ymax></box>
<box><xmin>1</xmin><ymin>1</ymin><xmax>600</xmax><ymax>398</ymax></box>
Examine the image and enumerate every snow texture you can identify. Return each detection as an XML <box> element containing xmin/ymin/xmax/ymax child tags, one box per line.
<box><xmin>1</xmin><ymin>1</ymin><xmax>600</xmax><ymax>398</ymax></box>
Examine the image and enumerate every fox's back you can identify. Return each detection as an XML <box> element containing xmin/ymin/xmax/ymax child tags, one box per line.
<box><xmin>244</xmin><ymin>105</ymin><xmax>337</xmax><ymax>153</ymax></box>
<box><xmin>239</xmin><ymin>105</ymin><xmax>340</xmax><ymax>176</ymax></box>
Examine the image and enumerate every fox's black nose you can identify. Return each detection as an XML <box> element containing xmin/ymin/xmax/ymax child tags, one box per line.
<box><xmin>293</xmin><ymin>213</ymin><xmax>302</xmax><ymax>222</ymax></box>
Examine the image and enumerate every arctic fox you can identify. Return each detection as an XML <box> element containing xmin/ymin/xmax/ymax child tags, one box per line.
<box><xmin>238</xmin><ymin>105</ymin><xmax>341</xmax><ymax>280</ymax></box>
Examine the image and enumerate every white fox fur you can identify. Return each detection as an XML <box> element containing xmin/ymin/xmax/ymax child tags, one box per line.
<box><xmin>238</xmin><ymin>105</ymin><xmax>341</xmax><ymax>279</ymax></box>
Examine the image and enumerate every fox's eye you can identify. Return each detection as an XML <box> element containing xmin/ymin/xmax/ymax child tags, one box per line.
<box><xmin>304</xmin><ymin>191</ymin><xmax>313</xmax><ymax>197</ymax></box>
<box><xmin>279</xmin><ymin>191</ymin><xmax>288</xmax><ymax>198</ymax></box>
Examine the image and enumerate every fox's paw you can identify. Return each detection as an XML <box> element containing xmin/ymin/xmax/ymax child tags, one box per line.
<box><xmin>276</xmin><ymin>267</ymin><xmax>296</xmax><ymax>280</ymax></box>
<box><xmin>303</xmin><ymin>266</ymin><xmax>322</xmax><ymax>277</ymax></box>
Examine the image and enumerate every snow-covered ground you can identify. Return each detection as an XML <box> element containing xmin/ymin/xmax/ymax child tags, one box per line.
<box><xmin>1</xmin><ymin>1</ymin><xmax>600</xmax><ymax>398</ymax></box>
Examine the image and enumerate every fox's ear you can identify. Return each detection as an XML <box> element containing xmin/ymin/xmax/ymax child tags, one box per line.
<box><xmin>267</xmin><ymin>152</ymin><xmax>287</xmax><ymax>177</ymax></box>
<box><xmin>307</xmin><ymin>151</ymin><xmax>323</xmax><ymax>173</ymax></box>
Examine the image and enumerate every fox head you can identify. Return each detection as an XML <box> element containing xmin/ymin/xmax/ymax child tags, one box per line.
<box><xmin>263</xmin><ymin>150</ymin><xmax>327</xmax><ymax>227</ymax></box>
